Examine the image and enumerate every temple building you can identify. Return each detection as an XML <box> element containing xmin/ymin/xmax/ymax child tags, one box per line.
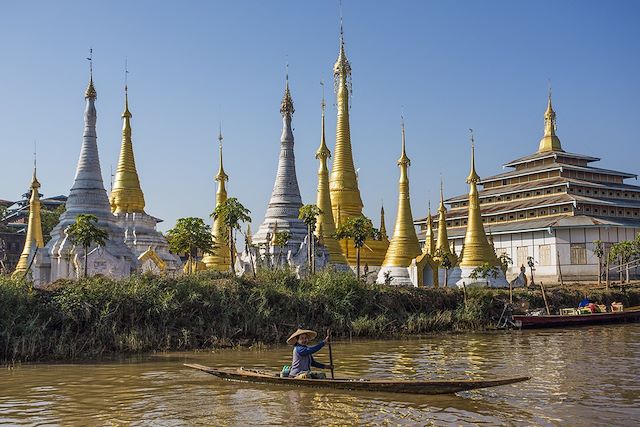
<box><xmin>329</xmin><ymin>25</ymin><xmax>389</xmax><ymax>268</ymax></box>
<box><xmin>35</xmin><ymin>68</ymin><xmax>135</xmax><ymax>282</ymax></box>
<box><xmin>377</xmin><ymin>120</ymin><xmax>422</xmax><ymax>285</ymax></box>
<box><xmin>251</xmin><ymin>75</ymin><xmax>311</xmax><ymax>266</ymax></box>
<box><xmin>109</xmin><ymin>85</ymin><xmax>181</xmax><ymax>274</ymax></box>
<box><xmin>315</xmin><ymin>91</ymin><xmax>348</xmax><ymax>268</ymax></box>
<box><xmin>202</xmin><ymin>128</ymin><xmax>232</xmax><ymax>272</ymax></box>
<box><xmin>416</xmin><ymin>92</ymin><xmax>640</xmax><ymax>283</ymax></box>
<box><xmin>12</xmin><ymin>166</ymin><xmax>44</xmax><ymax>282</ymax></box>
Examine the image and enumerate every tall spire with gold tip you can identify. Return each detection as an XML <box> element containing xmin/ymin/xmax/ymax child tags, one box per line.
<box><xmin>459</xmin><ymin>132</ymin><xmax>500</xmax><ymax>268</ymax></box>
<box><xmin>13</xmin><ymin>164</ymin><xmax>45</xmax><ymax>279</ymax></box>
<box><xmin>376</xmin><ymin>119</ymin><xmax>422</xmax><ymax>285</ymax></box>
<box><xmin>424</xmin><ymin>202</ymin><xmax>435</xmax><ymax>255</ymax></box>
<box><xmin>329</xmin><ymin>20</ymin><xmax>363</xmax><ymax>220</ymax></box>
<box><xmin>379</xmin><ymin>204</ymin><xmax>388</xmax><ymax>241</ymax></box>
<box><xmin>110</xmin><ymin>84</ymin><xmax>145</xmax><ymax>213</ymax></box>
<box><xmin>203</xmin><ymin>126</ymin><xmax>232</xmax><ymax>271</ymax></box>
<box><xmin>436</xmin><ymin>179</ymin><xmax>451</xmax><ymax>256</ymax></box>
<box><xmin>538</xmin><ymin>87</ymin><xmax>563</xmax><ymax>152</ymax></box>
<box><xmin>315</xmin><ymin>84</ymin><xmax>348</xmax><ymax>266</ymax></box>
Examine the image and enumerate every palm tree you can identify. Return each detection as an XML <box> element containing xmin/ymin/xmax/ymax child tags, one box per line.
<box><xmin>66</xmin><ymin>214</ymin><xmax>109</xmax><ymax>278</ymax></box>
<box><xmin>334</xmin><ymin>215</ymin><xmax>377</xmax><ymax>280</ymax></box>
<box><xmin>593</xmin><ymin>240</ymin><xmax>604</xmax><ymax>286</ymax></box>
<box><xmin>433</xmin><ymin>248</ymin><xmax>453</xmax><ymax>288</ymax></box>
<box><xmin>212</xmin><ymin>198</ymin><xmax>251</xmax><ymax>274</ymax></box>
<box><xmin>299</xmin><ymin>204</ymin><xmax>322</xmax><ymax>274</ymax></box>
<box><xmin>166</xmin><ymin>217</ymin><xmax>215</xmax><ymax>274</ymax></box>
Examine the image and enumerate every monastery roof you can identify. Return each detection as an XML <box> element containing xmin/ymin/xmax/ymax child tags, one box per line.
<box><xmin>444</xmin><ymin>177</ymin><xmax>640</xmax><ymax>203</ymax></box>
<box><xmin>503</xmin><ymin>150</ymin><xmax>600</xmax><ymax>167</ymax></box>
<box><xmin>417</xmin><ymin>214</ymin><xmax>640</xmax><ymax>240</ymax></box>
<box><xmin>482</xmin><ymin>162</ymin><xmax>637</xmax><ymax>183</ymax></box>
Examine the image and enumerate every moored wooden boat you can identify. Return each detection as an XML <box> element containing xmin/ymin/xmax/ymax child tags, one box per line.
<box><xmin>184</xmin><ymin>363</ymin><xmax>530</xmax><ymax>395</ymax></box>
<box><xmin>513</xmin><ymin>305</ymin><xmax>640</xmax><ymax>329</ymax></box>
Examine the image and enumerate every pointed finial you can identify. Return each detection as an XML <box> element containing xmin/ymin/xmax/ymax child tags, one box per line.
<box><xmin>320</xmin><ymin>79</ymin><xmax>326</xmax><ymax>112</ymax></box>
<box><xmin>339</xmin><ymin>0</ymin><xmax>344</xmax><ymax>45</ymax></box>
<box><xmin>428</xmin><ymin>200</ymin><xmax>432</xmax><ymax>216</ymax></box>
<box><xmin>316</xmin><ymin>80</ymin><xmax>331</xmax><ymax>159</ymax></box>
<box><xmin>85</xmin><ymin>48</ymin><xmax>96</xmax><ymax>99</ymax></box>
<box><xmin>398</xmin><ymin>114</ymin><xmax>410</xmax><ymax>165</ymax></box>
<box><xmin>280</xmin><ymin>67</ymin><xmax>295</xmax><ymax>117</ymax></box>
<box><xmin>467</xmin><ymin>129</ymin><xmax>480</xmax><ymax>184</ymax></box>
<box><xmin>440</xmin><ymin>175</ymin><xmax>444</xmax><ymax>201</ymax></box>
<box><xmin>218</xmin><ymin>121</ymin><xmax>224</xmax><ymax>147</ymax></box>
<box><xmin>216</xmin><ymin>122</ymin><xmax>228</xmax><ymax>183</ymax></box>
<box><xmin>31</xmin><ymin>141</ymin><xmax>39</xmax><ymax>187</ymax></box>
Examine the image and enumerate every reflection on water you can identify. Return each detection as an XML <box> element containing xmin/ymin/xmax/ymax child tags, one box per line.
<box><xmin>2</xmin><ymin>324</ymin><xmax>639</xmax><ymax>426</ymax></box>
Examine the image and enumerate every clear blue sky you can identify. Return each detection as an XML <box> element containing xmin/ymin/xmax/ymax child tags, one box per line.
<box><xmin>1</xmin><ymin>0</ymin><xmax>639</xmax><ymax>234</ymax></box>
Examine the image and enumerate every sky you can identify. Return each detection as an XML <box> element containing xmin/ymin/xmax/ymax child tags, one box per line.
<box><xmin>1</xmin><ymin>0</ymin><xmax>639</xmax><ymax>237</ymax></box>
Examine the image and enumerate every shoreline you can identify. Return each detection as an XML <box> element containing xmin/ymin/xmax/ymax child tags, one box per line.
<box><xmin>2</xmin><ymin>270</ymin><xmax>639</xmax><ymax>364</ymax></box>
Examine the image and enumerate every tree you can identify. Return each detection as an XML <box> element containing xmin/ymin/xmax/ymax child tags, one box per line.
<box><xmin>166</xmin><ymin>217</ymin><xmax>214</xmax><ymax>274</ymax></box>
<box><xmin>433</xmin><ymin>248</ymin><xmax>453</xmax><ymax>288</ymax></box>
<box><xmin>593</xmin><ymin>240</ymin><xmax>605</xmax><ymax>286</ymax></box>
<box><xmin>498</xmin><ymin>253</ymin><xmax>513</xmax><ymax>277</ymax></box>
<box><xmin>66</xmin><ymin>214</ymin><xmax>109</xmax><ymax>278</ymax></box>
<box><xmin>299</xmin><ymin>204</ymin><xmax>322</xmax><ymax>274</ymax></box>
<box><xmin>212</xmin><ymin>198</ymin><xmax>251</xmax><ymax>274</ymax></box>
<box><xmin>608</xmin><ymin>241</ymin><xmax>637</xmax><ymax>284</ymax></box>
<box><xmin>469</xmin><ymin>262</ymin><xmax>501</xmax><ymax>286</ymax></box>
<box><xmin>334</xmin><ymin>215</ymin><xmax>377</xmax><ymax>280</ymax></box>
<box><xmin>272</xmin><ymin>230</ymin><xmax>291</xmax><ymax>268</ymax></box>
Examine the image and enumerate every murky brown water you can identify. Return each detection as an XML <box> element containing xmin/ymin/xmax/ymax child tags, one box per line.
<box><xmin>2</xmin><ymin>324</ymin><xmax>639</xmax><ymax>426</ymax></box>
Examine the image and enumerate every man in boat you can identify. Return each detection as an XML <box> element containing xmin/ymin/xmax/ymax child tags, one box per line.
<box><xmin>286</xmin><ymin>328</ymin><xmax>332</xmax><ymax>379</ymax></box>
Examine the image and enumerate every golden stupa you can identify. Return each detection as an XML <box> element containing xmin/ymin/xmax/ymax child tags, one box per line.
<box><xmin>13</xmin><ymin>165</ymin><xmax>44</xmax><ymax>279</ymax></box>
<box><xmin>315</xmin><ymin>91</ymin><xmax>348</xmax><ymax>266</ymax></box>
<box><xmin>109</xmin><ymin>86</ymin><xmax>145</xmax><ymax>213</ymax></box>
<box><xmin>329</xmin><ymin>24</ymin><xmax>388</xmax><ymax>266</ymax></box>
<box><xmin>538</xmin><ymin>88</ymin><xmax>563</xmax><ymax>153</ymax></box>
<box><xmin>379</xmin><ymin>120</ymin><xmax>422</xmax><ymax>268</ymax></box>
<box><xmin>458</xmin><ymin>136</ymin><xmax>500</xmax><ymax>268</ymax></box>
<box><xmin>202</xmin><ymin>128</ymin><xmax>232</xmax><ymax>271</ymax></box>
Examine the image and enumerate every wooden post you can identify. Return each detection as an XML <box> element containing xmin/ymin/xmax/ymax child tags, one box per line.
<box><xmin>605</xmin><ymin>256</ymin><xmax>610</xmax><ymax>290</ymax></box>
<box><xmin>327</xmin><ymin>329</ymin><xmax>334</xmax><ymax>379</ymax></box>
<box><xmin>556</xmin><ymin>250</ymin><xmax>564</xmax><ymax>287</ymax></box>
<box><xmin>462</xmin><ymin>282</ymin><xmax>467</xmax><ymax>308</ymax></box>
<box><xmin>540</xmin><ymin>281</ymin><xmax>551</xmax><ymax>315</ymax></box>
<box><xmin>509</xmin><ymin>278</ymin><xmax>513</xmax><ymax>304</ymax></box>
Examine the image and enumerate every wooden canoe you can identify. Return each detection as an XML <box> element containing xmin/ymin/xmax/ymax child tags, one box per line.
<box><xmin>184</xmin><ymin>363</ymin><xmax>530</xmax><ymax>395</ymax></box>
<box><xmin>513</xmin><ymin>306</ymin><xmax>640</xmax><ymax>329</ymax></box>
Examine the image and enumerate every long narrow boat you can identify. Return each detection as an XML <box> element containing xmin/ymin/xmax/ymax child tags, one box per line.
<box><xmin>513</xmin><ymin>306</ymin><xmax>640</xmax><ymax>329</ymax></box>
<box><xmin>184</xmin><ymin>364</ymin><xmax>530</xmax><ymax>395</ymax></box>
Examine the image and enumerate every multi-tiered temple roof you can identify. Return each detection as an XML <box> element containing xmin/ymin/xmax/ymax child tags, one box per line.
<box><xmin>416</xmin><ymin>93</ymin><xmax>640</xmax><ymax>240</ymax></box>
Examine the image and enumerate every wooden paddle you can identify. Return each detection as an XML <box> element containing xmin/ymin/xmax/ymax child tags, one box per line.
<box><xmin>327</xmin><ymin>328</ymin><xmax>335</xmax><ymax>379</ymax></box>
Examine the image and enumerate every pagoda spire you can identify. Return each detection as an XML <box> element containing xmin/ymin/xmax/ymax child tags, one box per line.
<box><xmin>538</xmin><ymin>86</ymin><xmax>563</xmax><ymax>152</ymax></box>
<box><xmin>459</xmin><ymin>132</ymin><xmax>500</xmax><ymax>268</ymax></box>
<box><xmin>329</xmin><ymin>18</ymin><xmax>363</xmax><ymax>221</ymax></box>
<box><xmin>252</xmin><ymin>72</ymin><xmax>307</xmax><ymax>251</ymax></box>
<box><xmin>379</xmin><ymin>203</ymin><xmax>388</xmax><ymax>241</ymax></box>
<box><xmin>380</xmin><ymin>118</ymin><xmax>421</xmax><ymax>268</ymax></box>
<box><xmin>110</xmin><ymin>82</ymin><xmax>146</xmax><ymax>213</ymax></box>
<box><xmin>12</xmin><ymin>164</ymin><xmax>45</xmax><ymax>278</ymax></box>
<box><xmin>315</xmin><ymin>83</ymin><xmax>347</xmax><ymax>265</ymax></box>
<box><xmin>436</xmin><ymin>178</ymin><xmax>451</xmax><ymax>256</ymax></box>
<box><xmin>203</xmin><ymin>125</ymin><xmax>231</xmax><ymax>271</ymax></box>
<box><xmin>424</xmin><ymin>201</ymin><xmax>435</xmax><ymax>255</ymax></box>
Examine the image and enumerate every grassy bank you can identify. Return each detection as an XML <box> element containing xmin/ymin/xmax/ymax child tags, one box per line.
<box><xmin>2</xmin><ymin>270</ymin><xmax>639</xmax><ymax>363</ymax></box>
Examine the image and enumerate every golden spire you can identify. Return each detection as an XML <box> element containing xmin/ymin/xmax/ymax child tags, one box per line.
<box><xmin>436</xmin><ymin>178</ymin><xmax>451</xmax><ymax>255</ymax></box>
<box><xmin>538</xmin><ymin>85</ymin><xmax>563</xmax><ymax>152</ymax></box>
<box><xmin>424</xmin><ymin>201</ymin><xmax>435</xmax><ymax>255</ymax></box>
<box><xmin>110</xmin><ymin>82</ymin><xmax>146</xmax><ymax>213</ymax></box>
<box><xmin>380</xmin><ymin>118</ymin><xmax>421</xmax><ymax>267</ymax></box>
<box><xmin>459</xmin><ymin>131</ymin><xmax>500</xmax><ymax>268</ymax></box>
<box><xmin>315</xmin><ymin>82</ymin><xmax>347</xmax><ymax>264</ymax></box>
<box><xmin>379</xmin><ymin>203</ymin><xmax>388</xmax><ymax>241</ymax></box>
<box><xmin>13</xmin><ymin>163</ymin><xmax>45</xmax><ymax>278</ymax></box>
<box><xmin>329</xmin><ymin>18</ymin><xmax>363</xmax><ymax>222</ymax></box>
<box><xmin>85</xmin><ymin>48</ymin><xmax>97</xmax><ymax>99</ymax></box>
<box><xmin>203</xmin><ymin>126</ymin><xmax>231</xmax><ymax>271</ymax></box>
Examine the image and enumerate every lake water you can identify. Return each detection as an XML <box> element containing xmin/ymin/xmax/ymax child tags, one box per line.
<box><xmin>2</xmin><ymin>324</ymin><xmax>639</xmax><ymax>426</ymax></box>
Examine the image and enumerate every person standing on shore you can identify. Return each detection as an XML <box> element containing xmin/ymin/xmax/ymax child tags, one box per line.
<box><xmin>287</xmin><ymin>328</ymin><xmax>332</xmax><ymax>379</ymax></box>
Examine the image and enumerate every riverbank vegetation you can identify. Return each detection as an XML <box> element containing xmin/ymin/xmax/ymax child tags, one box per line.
<box><xmin>2</xmin><ymin>270</ymin><xmax>639</xmax><ymax>363</ymax></box>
